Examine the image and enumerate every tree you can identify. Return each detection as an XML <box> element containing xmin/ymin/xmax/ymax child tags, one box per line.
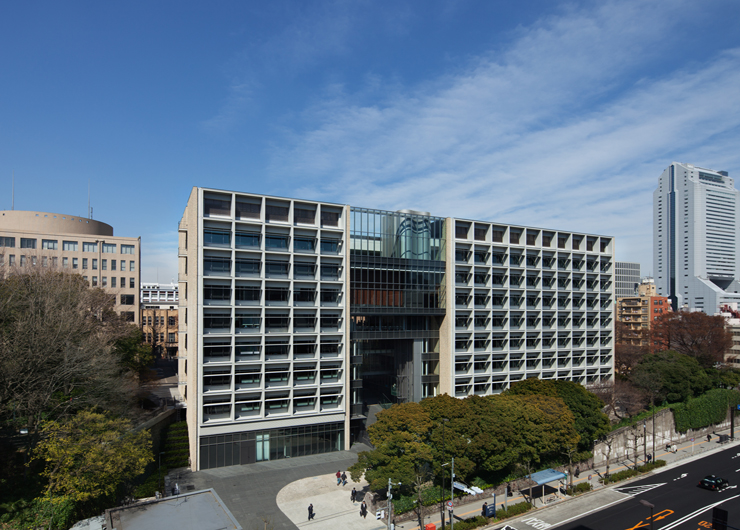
<box><xmin>114</xmin><ymin>327</ymin><xmax>154</xmax><ymax>379</ymax></box>
<box><xmin>0</xmin><ymin>268</ymin><xmax>138</xmax><ymax>434</ymax></box>
<box><xmin>631</xmin><ymin>350</ymin><xmax>713</xmax><ymax>403</ymax></box>
<box><xmin>33</xmin><ymin>410</ymin><xmax>153</xmax><ymax>511</ymax></box>
<box><xmin>650</xmin><ymin>311</ymin><xmax>732</xmax><ymax>366</ymax></box>
<box><xmin>348</xmin><ymin>402</ymin><xmax>433</xmax><ymax>494</ymax></box>
<box><xmin>507</xmin><ymin>379</ymin><xmax>609</xmax><ymax>452</ymax></box>
<box><xmin>589</xmin><ymin>379</ymin><xmax>646</xmax><ymax>420</ymax></box>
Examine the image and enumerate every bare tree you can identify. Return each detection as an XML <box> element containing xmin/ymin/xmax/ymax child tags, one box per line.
<box><xmin>0</xmin><ymin>267</ymin><xmax>138</xmax><ymax>436</ymax></box>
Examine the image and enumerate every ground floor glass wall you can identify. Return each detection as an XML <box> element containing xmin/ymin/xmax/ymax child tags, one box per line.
<box><xmin>199</xmin><ymin>421</ymin><xmax>344</xmax><ymax>470</ymax></box>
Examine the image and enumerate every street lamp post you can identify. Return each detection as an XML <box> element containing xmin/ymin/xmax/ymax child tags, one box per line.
<box><xmin>643</xmin><ymin>421</ymin><xmax>647</xmax><ymax>464</ymax></box>
<box><xmin>640</xmin><ymin>499</ymin><xmax>655</xmax><ymax>530</ymax></box>
<box><xmin>158</xmin><ymin>451</ymin><xmax>165</xmax><ymax>497</ymax></box>
<box><xmin>450</xmin><ymin>457</ymin><xmax>455</xmax><ymax>530</ymax></box>
<box><xmin>440</xmin><ymin>418</ymin><xmax>449</xmax><ymax>529</ymax></box>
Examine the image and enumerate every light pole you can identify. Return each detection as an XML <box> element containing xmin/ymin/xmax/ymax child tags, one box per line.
<box><xmin>639</xmin><ymin>499</ymin><xmax>655</xmax><ymax>530</ymax></box>
<box><xmin>643</xmin><ymin>421</ymin><xmax>647</xmax><ymax>464</ymax></box>
<box><xmin>442</xmin><ymin>457</ymin><xmax>455</xmax><ymax>530</ymax></box>
<box><xmin>387</xmin><ymin>477</ymin><xmax>401</xmax><ymax>530</ymax></box>
<box><xmin>440</xmin><ymin>418</ymin><xmax>449</xmax><ymax>530</ymax></box>
<box><xmin>158</xmin><ymin>451</ymin><xmax>165</xmax><ymax>497</ymax></box>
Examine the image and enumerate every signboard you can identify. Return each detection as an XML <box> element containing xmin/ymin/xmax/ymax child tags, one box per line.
<box><xmin>485</xmin><ymin>504</ymin><xmax>496</xmax><ymax>517</ymax></box>
<box><xmin>376</xmin><ymin>510</ymin><xmax>384</xmax><ymax>520</ymax></box>
<box><xmin>446</xmin><ymin>500</ymin><xmax>453</xmax><ymax>509</ymax></box>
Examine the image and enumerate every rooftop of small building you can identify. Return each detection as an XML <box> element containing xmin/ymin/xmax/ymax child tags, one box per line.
<box><xmin>105</xmin><ymin>489</ymin><xmax>241</xmax><ymax>530</ymax></box>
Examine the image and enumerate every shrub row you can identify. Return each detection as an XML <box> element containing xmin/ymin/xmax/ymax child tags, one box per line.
<box><xmin>673</xmin><ymin>389</ymin><xmax>740</xmax><ymax>433</ymax></box>
<box><xmin>602</xmin><ymin>460</ymin><xmax>666</xmax><ymax>484</ymax></box>
<box><xmin>566</xmin><ymin>482</ymin><xmax>592</xmax><ymax>495</ymax></box>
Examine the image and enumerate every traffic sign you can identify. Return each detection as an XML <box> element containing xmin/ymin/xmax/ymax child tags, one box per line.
<box><xmin>446</xmin><ymin>500</ymin><xmax>453</xmax><ymax>509</ymax></box>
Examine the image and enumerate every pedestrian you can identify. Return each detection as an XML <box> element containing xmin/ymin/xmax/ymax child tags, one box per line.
<box><xmin>341</xmin><ymin>471</ymin><xmax>347</xmax><ymax>486</ymax></box>
<box><xmin>574</xmin><ymin>466</ymin><xmax>580</xmax><ymax>478</ymax></box>
<box><xmin>360</xmin><ymin>501</ymin><xmax>368</xmax><ymax>519</ymax></box>
<box><xmin>351</xmin><ymin>487</ymin><xmax>357</xmax><ymax>502</ymax></box>
<box><xmin>507</xmin><ymin>483</ymin><xmax>512</xmax><ymax>497</ymax></box>
<box><xmin>336</xmin><ymin>470</ymin><xmax>341</xmax><ymax>486</ymax></box>
<box><xmin>481</xmin><ymin>502</ymin><xmax>488</xmax><ymax>518</ymax></box>
<box><xmin>308</xmin><ymin>503</ymin><xmax>314</xmax><ymax>521</ymax></box>
<box><xmin>647</xmin><ymin>454</ymin><xmax>652</xmax><ymax>463</ymax></box>
<box><xmin>707</xmin><ymin>434</ymin><xmax>712</xmax><ymax>443</ymax></box>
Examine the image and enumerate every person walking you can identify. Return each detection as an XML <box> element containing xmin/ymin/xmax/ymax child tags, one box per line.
<box><xmin>308</xmin><ymin>503</ymin><xmax>314</xmax><ymax>521</ymax></box>
<box><xmin>707</xmin><ymin>434</ymin><xmax>712</xmax><ymax>443</ymax></box>
<box><xmin>351</xmin><ymin>487</ymin><xmax>357</xmax><ymax>502</ymax></box>
<box><xmin>481</xmin><ymin>502</ymin><xmax>488</xmax><ymax>518</ymax></box>
<box><xmin>336</xmin><ymin>470</ymin><xmax>341</xmax><ymax>486</ymax></box>
<box><xmin>341</xmin><ymin>471</ymin><xmax>347</xmax><ymax>486</ymax></box>
<box><xmin>360</xmin><ymin>501</ymin><xmax>368</xmax><ymax>519</ymax></box>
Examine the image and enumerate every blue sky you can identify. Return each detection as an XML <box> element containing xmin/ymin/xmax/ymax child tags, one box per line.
<box><xmin>3</xmin><ymin>0</ymin><xmax>740</xmax><ymax>283</ymax></box>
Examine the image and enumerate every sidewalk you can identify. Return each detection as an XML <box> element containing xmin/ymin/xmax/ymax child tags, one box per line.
<box><xmin>275</xmin><ymin>426</ymin><xmax>738</xmax><ymax>530</ymax></box>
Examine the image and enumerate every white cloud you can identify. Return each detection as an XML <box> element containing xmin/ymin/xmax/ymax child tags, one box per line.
<box><xmin>271</xmin><ymin>0</ymin><xmax>740</xmax><ymax>273</ymax></box>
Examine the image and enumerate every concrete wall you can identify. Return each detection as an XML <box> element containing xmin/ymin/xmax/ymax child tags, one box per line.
<box><xmin>594</xmin><ymin>407</ymin><xmax>733</xmax><ymax>468</ymax></box>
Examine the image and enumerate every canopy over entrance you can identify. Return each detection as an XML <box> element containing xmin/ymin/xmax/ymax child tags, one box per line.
<box><xmin>529</xmin><ymin>469</ymin><xmax>567</xmax><ymax>486</ymax></box>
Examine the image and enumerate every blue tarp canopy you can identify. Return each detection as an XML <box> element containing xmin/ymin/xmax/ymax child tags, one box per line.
<box><xmin>529</xmin><ymin>469</ymin><xmax>567</xmax><ymax>486</ymax></box>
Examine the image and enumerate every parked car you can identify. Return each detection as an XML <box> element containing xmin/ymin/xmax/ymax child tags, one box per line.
<box><xmin>698</xmin><ymin>475</ymin><xmax>729</xmax><ymax>491</ymax></box>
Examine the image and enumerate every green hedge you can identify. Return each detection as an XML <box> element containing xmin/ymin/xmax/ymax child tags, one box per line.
<box><xmin>493</xmin><ymin>501</ymin><xmax>533</xmax><ymax>520</ymax></box>
<box><xmin>602</xmin><ymin>460</ymin><xmax>666</xmax><ymax>484</ymax></box>
<box><xmin>566</xmin><ymin>482</ymin><xmax>592</xmax><ymax>495</ymax></box>
<box><xmin>673</xmin><ymin>389</ymin><xmax>740</xmax><ymax>433</ymax></box>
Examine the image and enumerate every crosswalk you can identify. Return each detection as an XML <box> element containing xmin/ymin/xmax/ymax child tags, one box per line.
<box><xmin>613</xmin><ymin>483</ymin><xmax>666</xmax><ymax>496</ymax></box>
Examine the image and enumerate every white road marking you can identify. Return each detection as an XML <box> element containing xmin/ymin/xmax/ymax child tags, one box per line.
<box><xmin>613</xmin><ymin>483</ymin><xmax>667</xmax><ymax>496</ymax></box>
<box><xmin>658</xmin><ymin>494</ymin><xmax>740</xmax><ymax>530</ymax></box>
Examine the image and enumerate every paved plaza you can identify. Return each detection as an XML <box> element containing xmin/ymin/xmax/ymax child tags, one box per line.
<box><xmin>168</xmin><ymin>427</ymin><xmax>739</xmax><ymax>530</ymax></box>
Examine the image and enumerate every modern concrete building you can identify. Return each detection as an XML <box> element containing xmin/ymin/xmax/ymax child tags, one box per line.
<box><xmin>615</xmin><ymin>278</ymin><xmax>671</xmax><ymax>350</ymax></box>
<box><xmin>654</xmin><ymin>162</ymin><xmax>740</xmax><ymax>313</ymax></box>
<box><xmin>0</xmin><ymin>210</ymin><xmax>141</xmax><ymax>323</ymax></box>
<box><xmin>179</xmin><ymin>188</ymin><xmax>615</xmax><ymax>470</ymax></box>
<box><xmin>615</xmin><ymin>262</ymin><xmax>640</xmax><ymax>298</ymax></box>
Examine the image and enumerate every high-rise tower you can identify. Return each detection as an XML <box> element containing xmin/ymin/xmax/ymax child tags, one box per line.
<box><xmin>653</xmin><ymin>162</ymin><xmax>740</xmax><ymax>312</ymax></box>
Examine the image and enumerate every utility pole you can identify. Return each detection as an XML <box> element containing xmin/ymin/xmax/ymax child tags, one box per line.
<box><xmin>450</xmin><ymin>457</ymin><xmax>455</xmax><ymax>530</ymax></box>
<box><xmin>387</xmin><ymin>477</ymin><xmax>401</xmax><ymax>530</ymax></box>
<box><xmin>643</xmin><ymin>421</ymin><xmax>647</xmax><ymax>464</ymax></box>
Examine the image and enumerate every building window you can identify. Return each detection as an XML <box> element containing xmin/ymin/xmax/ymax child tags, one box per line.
<box><xmin>129</xmin><ymin>278</ymin><xmax>135</xmax><ymax>289</ymax></box>
<box><xmin>159</xmin><ymin>333</ymin><xmax>164</xmax><ymax>342</ymax></box>
<box><xmin>121</xmin><ymin>245</ymin><xmax>135</xmax><ymax>254</ymax></box>
<box><xmin>168</xmin><ymin>316</ymin><xmax>176</xmax><ymax>326</ymax></box>
<box><xmin>129</xmin><ymin>261</ymin><xmax>135</xmax><ymax>271</ymax></box>
<box><xmin>52</xmin><ymin>257</ymin><xmax>57</xmax><ymax>267</ymax></box>
<box><xmin>0</xmin><ymin>237</ymin><xmax>15</xmax><ymax>248</ymax></box>
<box><xmin>42</xmin><ymin>256</ymin><xmax>48</xmax><ymax>267</ymax></box>
<box><xmin>20</xmin><ymin>238</ymin><xmax>37</xmax><ymax>249</ymax></box>
<box><xmin>92</xmin><ymin>276</ymin><xmax>97</xmax><ymax>286</ymax></box>
<box><xmin>111</xmin><ymin>260</ymin><xmax>117</xmax><ymax>271</ymax></box>
<box><xmin>82</xmin><ymin>258</ymin><xmax>88</xmax><ymax>269</ymax></box>
<box><xmin>111</xmin><ymin>277</ymin><xmax>116</xmax><ymax>288</ymax></box>
<box><xmin>102</xmin><ymin>243</ymin><xmax>116</xmax><ymax>253</ymax></box>
<box><xmin>122</xmin><ymin>312</ymin><xmax>135</xmax><ymax>322</ymax></box>
<box><xmin>120</xmin><ymin>294</ymin><xmax>134</xmax><ymax>305</ymax></box>
<box><xmin>146</xmin><ymin>333</ymin><xmax>152</xmax><ymax>343</ymax></box>
<box><xmin>102</xmin><ymin>259</ymin><xmax>107</xmax><ymax>270</ymax></box>
<box><xmin>42</xmin><ymin>239</ymin><xmax>57</xmax><ymax>250</ymax></box>
<box><xmin>121</xmin><ymin>277</ymin><xmax>125</xmax><ymax>287</ymax></box>
<box><xmin>120</xmin><ymin>261</ymin><xmax>126</xmax><ymax>271</ymax></box>
<box><xmin>63</xmin><ymin>241</ymin><xmax>78</xmax><ymax>251</ymax></box>
<box><xmin>20</xmin><ymin>255</ymin><xmax>26</xmax><ymax>266</ymax></box>
<box><xmin>102</xmin><ymin>277</ymin><xmax>108</xmax><ymax>287</ymax></box>
<box><xmin>168</xmin><ymin>333</ymin><xmax>175</xmax><ymax>342</ymax></box>
<box><xmin>8</xmin><ymin>255</ymin><xmax>15</xmax><ymax>266</ymax></box>
<box><xmin>83</xmin><ymin>276</ymin><xmax>88</xmax><ymax>283</ymax></box>
<box><xmin>72</xmin><ymin>258</ymin><xmax>78</xmax><ymax>269</ymax></box>
<box><xmin>147</xmin><ymin>316</ymin><xmax>152</xmax><ymax>326</ymax></box>
<box><xmin>92</xmin><ymin>259</ymin><xmax>98</xmax><ymax>270</ymax></box>
<box><xmin>82</xmin><ymin>242</ymin><xmax>97</xmax><ymax>252</ymax></box>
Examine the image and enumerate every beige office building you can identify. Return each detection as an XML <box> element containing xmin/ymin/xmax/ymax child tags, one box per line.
<box><xmin>0</xmin><ymin>210</ymin><xmax>141</xmax><ymax>324</ymax></box>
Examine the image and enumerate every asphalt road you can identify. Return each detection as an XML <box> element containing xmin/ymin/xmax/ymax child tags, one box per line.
<box><xmin>550</xmin><ymin>444</ymin><xmax>740</xmax><ymax>530</ymax></box>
